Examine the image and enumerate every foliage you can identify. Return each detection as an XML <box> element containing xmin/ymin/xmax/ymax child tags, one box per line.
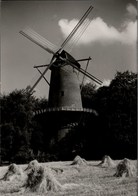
<box><xmin>79</xmin><ymin>71</ymin><xmax>137</xmax><ymax>159</ymax></box>
<box><xmin>0</xmin><ymin>71</ymin><xmax>137</xmax><ymax>163</ymax></box>
<box><xmin>1</xmin><ymin>89</ymin><xmax>47</xmax><ymax>163</ymax></box>
<box><xmin>81</xmin><ymin>83</ymin><xmax>96</xmax><ymax>108</ymax></box>
<box><xmin>93</xmin><ymin>71</ymin><xmax>137</xmax><ymax>158</ymax></box>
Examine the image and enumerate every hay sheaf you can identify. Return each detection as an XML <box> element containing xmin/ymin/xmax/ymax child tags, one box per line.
<box><xmin>114</xmin><ymin>158</ymin><xmax>136</xmax><ymax>177</ymax></box>
<box><xmin>98</xmin><ymin>155</ymin><xmax>116</xmax><ymax>168</ymax></box>
<box><xmin>1</xmin><ymin>163</ymin><xmax>25</xmax><ymax>181</ymax></box>
<box><xmin>23</xmin><ymin>164</ymin><xmax>63</xmax><ymax>193</ymax></box>
<box><xmin>71</xmin><ymin>155</ymin><xmax>88</xmax><ymax>166</ymax></box>
<box><xmin>24</xmin><ymin>160</ymin><xmax>40</xmax><ymax>173</ymax></box>
<box><xmin>22</xmin><ymin>160</ymin><xmax>80</xmax><ymax>194</ymax></box>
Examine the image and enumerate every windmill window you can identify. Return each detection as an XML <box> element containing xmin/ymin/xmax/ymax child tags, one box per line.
<box><xmin>61</xmin><ymin>91</ymin><xmax>64</xmax><ymax>96</ymax></box>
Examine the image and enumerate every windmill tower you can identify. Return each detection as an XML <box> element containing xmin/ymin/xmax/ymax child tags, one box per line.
<box><xmin>20</xmin><ymin>5</ymin><xmax>102</xmax><ymax>141</ymax></box>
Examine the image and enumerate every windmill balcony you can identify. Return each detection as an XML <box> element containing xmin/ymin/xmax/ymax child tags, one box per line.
<box><xmin>33</xmin><ymin>107</ymin><xmax>98</xmax><ymax>116</ymax></box>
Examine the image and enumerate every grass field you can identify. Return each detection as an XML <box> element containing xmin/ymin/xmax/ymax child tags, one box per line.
<box><xmin>0</xmin><ymin>160</ymin><xmax>137</xmax><ymax>196</ymax></box>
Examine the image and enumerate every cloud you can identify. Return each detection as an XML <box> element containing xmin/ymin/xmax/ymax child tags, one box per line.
<box><xmin>82</xmin><ymin>78</ymin><xmax>111</xmax><ymax>89</ymax></box>
<box><xmin>83</xmin><ymin>78</ymin><xmax>92</xmax><ymax>85</ymax></box>
<box><xmin>58</xmin><ymin>5</ymin><xmax>137</xmax><ymax>46</ymax></box>
<box><xmin>93</xmin><ymin>79</ymin><xmax>111</xmax><ymax>89</ymax></box>
<box><xmin>102</xmin><ymin>79</ymin><xmax>111</xmax><ymax>87</ymax></box>
<box><xmin>126</xmin><ymin>4</ymin><xmax>137</xmax><ymax>17</ymax></box>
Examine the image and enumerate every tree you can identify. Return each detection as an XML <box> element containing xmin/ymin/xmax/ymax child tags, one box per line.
<box><xmin>1</xmin><ymin>89</ymin><xmax>35</xmax><ymax>163</ymax></box>
<box><xmin>81</xmin><ymin>83</ymin><xmax>97</xmax><ymax>108</ymax></box>
<box><xmin>94</xmin><ymin>71</ymin><xmax>137</xmax><ymax>158</ymax></box>
<box><xmin>1</xmin><ymin>71</ymin><xmax>137</xmax><ymax>162</ymax></box>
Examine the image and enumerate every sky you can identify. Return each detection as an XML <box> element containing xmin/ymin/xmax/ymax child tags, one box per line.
<box><xmin>1</xmin><ymin>0</ymin><xmax>137</xmax><ymax>98</ymax></box>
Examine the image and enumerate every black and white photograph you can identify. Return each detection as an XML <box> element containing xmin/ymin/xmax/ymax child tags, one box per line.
<box><xmin>0</xmin><ymin>0</ymin><xmax>137</xmax><ymax>195</ymax></box>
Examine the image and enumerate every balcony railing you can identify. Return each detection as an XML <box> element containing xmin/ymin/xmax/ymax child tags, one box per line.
<box><xmin>33</xmin><ymin>107</ymin><xmax>98</xmax><ymax>116</ymax></box>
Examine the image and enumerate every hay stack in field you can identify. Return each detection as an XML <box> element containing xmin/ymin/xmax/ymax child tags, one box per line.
<box><xmin>24</xmin><ymin>159</ymin><xmax>40</xmax><ymax>173</ymax></box>
<box><xmin>114</xmin><ymin>158</ymin><xmax>136</xmax><ymax>177</ymax></box>
<box><xmin>1</xmin><ymin>163</ymin><xmax>24</xmax><ymax>181</ymax></box>
<box><xmin>23</xmin><ymin>163</ymin><xmax>63</xmax><ymax>193</ymax></box>
<box><xmin>98</xmin><ymin>155</ymin><xmax>116</xmax><ymax>168</ymax></box>
<box><xmin>25</xmin><ymin>159</ymin><xmax>63</xmax><ymax>175</ymax></box>
<box><xmin>71</xmin><ymin>155</ymin><xmax>88</xmax><ymax>166</ymax></box>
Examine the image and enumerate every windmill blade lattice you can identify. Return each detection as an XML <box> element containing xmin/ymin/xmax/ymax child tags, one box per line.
<box><xmin>20</xmin><ymin>5</ymin><xmax>102</xmax><ymax>96</ymax></box>
<box><xmin>59</xmin><ymin>5</ymin><xmax>93</xmax><ymax>52</ymax></box>
<box><xmin>20</xmin><ymin>28</ymin><xmax>59</xmax><ymax>54</ymax></box>
<box><xmin>36</xmin><ymin>67</ymin><xmax>50</xmax><ymax>85</ymax></box>
<box><xmin>28</xmin><ymin>61</ymin><xmax>54</xmax><ymax>94</ymax></box>
<box><xmin>58</xmin><ymin>54</ymin><xmax>102</xmax><ymax>85</ymax></box>
<box><xmin>72</xmin><ymin>64</ymin><xmax>102</xmax><ymax>85</ymax></box>
<box><xmin>64</xmin><ymin>18</ymin><xmax>92</xmax><ymax>53</ymax></box>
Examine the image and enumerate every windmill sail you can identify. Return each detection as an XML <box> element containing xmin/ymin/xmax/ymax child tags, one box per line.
<box><xmin>66</xmin><ymin>18</ymin><xmax>92</xmax><ymax>52</ymax></box>
<box><xmin>20</xmin><ymin>28</ymin><xmax>59</xmax><ymax>54</ymax></box>
<box><xmin>28</xmin><ymin>62</ymin><xmax>53</xmax><ymax>93</ymax></box>
<box><xmin>73</xmin><ymin>65</ymin><xmax>102</xmax><ymax>85</ymax></box>
<box><xmin>59</xmin><ymin>5</ymin><xmax>93</xmax><ymax>52</ymax></box>
<box><xmin>61</xmin><ymin>57</ymin><xmax>102</xmax><ymax>85</ymax></box>
<box><xmin>20</xmin><ymin>5</ymin><xmax>102</xmax><ymax>95</ymax></box>
<box><xmin>81</xmin><ymin>57</ymin><xmax>91</xmax><ymax>88</ymax></box>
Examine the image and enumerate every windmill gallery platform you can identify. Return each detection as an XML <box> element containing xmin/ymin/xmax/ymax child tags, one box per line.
<box><xmin>33</xmin><ymin>106</ymin><xmax>98</xmax><ymax>141</ymax></box>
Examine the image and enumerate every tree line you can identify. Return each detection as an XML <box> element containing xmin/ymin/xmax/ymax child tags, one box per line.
<box><xmin>0</xmin><ymin>71</ymin><xmax>137</xmax><ymax>164</ymax></box>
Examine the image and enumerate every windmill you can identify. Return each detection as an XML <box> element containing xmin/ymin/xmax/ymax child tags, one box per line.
<box><xmin>20</xmin><ymin>5</ymin><xmax>102</xmax><ymax>141</ymax></box>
